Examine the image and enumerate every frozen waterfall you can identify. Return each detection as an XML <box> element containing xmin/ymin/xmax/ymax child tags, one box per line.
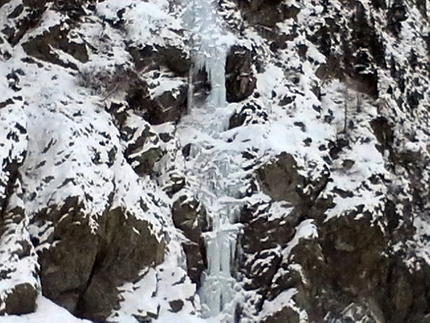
<box><xmin>183</xmin><ymin>0</ymin><xmax>230</xmax><ymax>108</ymax></box>
<box><xmin>181</xmin><ymin>0</ymin><xmax>243</xmax><ymax>322</ymax></box>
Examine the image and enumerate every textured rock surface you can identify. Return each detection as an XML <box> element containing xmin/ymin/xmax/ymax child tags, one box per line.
<box><xmin>3</xmin><ymin>283</ymin><xmax>38</xmax><ymax>315</ymax></box>
<box><xmin>226</xmin><ymin>45</ymin><xmax>256</xmax><ymax>103</ymax></box>
<box><xmin>172</xmin><ymin>193</ymin><xmax>209</xmax><ymax>285</ymax></box>
<box><xmin>0</xmin><ymin>0</ymin><xmax>430</xmax><ymax>322</ymax></box>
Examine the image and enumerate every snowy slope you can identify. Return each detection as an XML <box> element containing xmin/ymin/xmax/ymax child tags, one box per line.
<box><xmin>0</xmin><ymin>0</ymin><xmax>430</xmax><ymax>322</ymax></box>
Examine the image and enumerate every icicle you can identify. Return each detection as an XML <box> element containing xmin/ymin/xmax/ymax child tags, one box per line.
<box><xmin>185</xmin><ymin>0</ymin><xmax>229</xmax><ymax>109</ymax></box>
<box><xmin>181</xmin><ymin>1</ymin><xmax>241</xmax><ymax>322</ymax></box>
<box><xmin>187</xmin><ymin>65</ymin><xmax>194</xmax><ymax>114</ymax></box>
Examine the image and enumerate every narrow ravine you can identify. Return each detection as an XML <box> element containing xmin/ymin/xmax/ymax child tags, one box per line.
<box><xmin>179</xmin><ymin>0</ymin><xmax>244</xmax><ymax>321</ymax></box>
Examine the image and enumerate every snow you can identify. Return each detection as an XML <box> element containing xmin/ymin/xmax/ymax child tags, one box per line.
<box><xmin>0</xmin><ymin>296</ymin><xmax>91</xmax><ymax>323</ymax></box>
<box><xmin>282</xmin><ymin>220</ymin><xmax>318</xmax><ymax>259</ymax></box>
<box><xmin>0</xmin><ymin>215</ymin><xmax>39</xmax><ymax>308</ymax></box>
<box><xmin>111</xmin><ymin>245</ymin><xmax>203</xmax><ymax>323</ymax></box>
<box><xmin>97</xmin><ymin>0</ymin><xmax>183</xmax><ymax>48</ymax></box>
<box><xmin>151</xmin><ymin>79</ymin><xmax>185</xmax><ymax>98</ymax></box>
<box><xmin>259</xmin><ymin>289</ymin><xmax>298</xmax><ymax>319</ymax></box>
<box><xmin>0</xmin><ymin>0</ymin><xmax>430</xmax><ymax>321</ymax></box>
<box><xmin>35</xmin><ymin>10</ymin><xmax>65</xmax><ymax>36</ymax></box>
<box><xmin>256</xmin><ymin>64</ymin><xmax>285</xmax><ymax>96</ymax></box>
<box><xmin>178</xmin><ymin>1</ymin><xmax>243</xmax><ymax>321</ymax></box>
<box><xmin>412</xmin><ymin>217</ymin><xmax>430</xmax><ymax>268</ymax></box>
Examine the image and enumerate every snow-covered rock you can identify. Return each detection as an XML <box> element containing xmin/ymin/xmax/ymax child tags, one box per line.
<box><xmin>1</xmin><ymin>0</ymin><xmax>430</xmax><ymax>322</ymax></box>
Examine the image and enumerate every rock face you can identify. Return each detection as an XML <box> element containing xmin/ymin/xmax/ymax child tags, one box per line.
<box><xmin>226</xmin><ymin>45</ymin><xmax>256</xmax><ymax>103</ymax></box>
<box><xmin>172</xmin><ymin>194</ymin><xmax>209</xmax><ymax>286</ymax></box>
<box><xmin>3</xmin><ymin>283</ymin><xmax>38</xmax><ymax>315</ymax></box>
<box><xmin>0</xmin><ymin>104</ymin><xmax>39</xmax><ymax>315</ymax></box>
<box><xmin>34</xmin><ymin>199</ymin><xmax>165</xmax><ymax>321</ymax></box>
<box><xmin>256</xmin><ymin>152</ymin><xmax>326</xmax><ymax>205</ymax></box>
<box><xmin>22</xmin><ymin>23</ymin><xmax>89</xmax><ymax>69</ymax></box>
<box><xmin>76</xmin><ymin>208</ymin><xmax>165</xmax><ymax>321</ymax></box>
<box><xmin>1</xmin><ymin>0</ymin><xmax>430</xmax><ymax>322</ymax></box>
<box><xmin>122</xmin><ymin>115</ymin><xmax>165</xmax><ymax>176</ymax></box>
<box><xmin>128</xmin><ymin>45</ymin><xmax>191</xmax><ymax>78</ymax></box>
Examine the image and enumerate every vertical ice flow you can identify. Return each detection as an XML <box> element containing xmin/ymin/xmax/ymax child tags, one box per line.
<box><xmin>182</xmin><ymin>0</ymin><xmax>242</xmax><ymax>322</ymax></box>
<box><xmin>184</xmin><ymin>0</ymin><xmax>228</xmax><ymax>108</ymax></box>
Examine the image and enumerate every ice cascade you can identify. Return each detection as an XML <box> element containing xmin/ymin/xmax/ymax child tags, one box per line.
<box><xmin>183</xmin><ymin>0</ymin><xmax>229</xmax><ymax>108</ymax></box>
<box><xmin>180</xmin><ymin>0</ymin><xmax>243</xmax><ymax>322</ymax></box>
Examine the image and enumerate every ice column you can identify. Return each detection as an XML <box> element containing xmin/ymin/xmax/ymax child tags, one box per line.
<box><xmin>184</xmin><ymin>0</ymin><xmax>228</xmax><ymax>108</ymax></box>
<box><xmin>182</xmin><ymin>0</ymin><xmax>240</xmax><ymax>321</ymax></box>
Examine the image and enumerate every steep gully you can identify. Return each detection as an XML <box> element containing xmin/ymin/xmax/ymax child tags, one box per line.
<box><xmin>179</xmin><ymin>0</ymin><xmax>243</xmax><ymax>321</ymax></box>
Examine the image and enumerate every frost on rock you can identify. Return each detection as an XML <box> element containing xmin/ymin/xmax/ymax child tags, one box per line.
<box><xmin>0</xmin><ymin>1</ymin><xmax>170</xmax><ymax>320</ymax></box>
<box><xmin>122</xmin><ymin>112</ymin><xmax>165</xmax><ymax>176</ymax></box>
<box><xmin>19</xmin><ymin>101</ymin><xmax>167</xmax><ymax>320</ymax></box>
<box><xmin>0</xmin><ymin>105</ymin><xmax>38</xmax><ymax>315</ymax></box>
<box><xmin>1</xmin><ymin>0</ymin><xmax>430</xmax><ymax>322</ymax></box>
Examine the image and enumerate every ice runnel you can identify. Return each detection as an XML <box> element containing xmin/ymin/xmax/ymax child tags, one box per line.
<box><xmin>180</xmin><ymin>0</ymin><xmax>242</xmax><ymax>322</ymax></box>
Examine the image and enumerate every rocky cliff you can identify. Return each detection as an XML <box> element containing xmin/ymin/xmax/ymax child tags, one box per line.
<box><xmin>0</xmin><ymin>0</ymin><xmax>430</xmax><ymax>322</ymax></box>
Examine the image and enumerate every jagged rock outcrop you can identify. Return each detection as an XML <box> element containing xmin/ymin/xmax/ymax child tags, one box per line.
<box><xmin>128</xmin><ymin>45</ymin><xmax>191</xmax><ymax>77</ymax></box>
<box><xmin>1</xmin><ymin>0</ymin><xmax>430</xmax><ymax>322</ymax></box>
<box><xmin>77</xmin><ymin>208</ymin><xmax>165</xmax><ymax>321</ymax></box>
<box><xmin>226</xmin><ymin>45</ymin><xmax>256</xmax><ymax>102</ymax></box>
<box><xmin>121</xmin><ymin>115</ymin><xmax>165</xmax><ymax>176</ymax></box>
<box><xmin>0</xmin><ymin>105</ymin><xmax>39</xmax><ymax>315</ymax></box>
<box><xmin>229</xmin><ymin>100</ymin><xmax>268</xmax><ymax>129</ymax></box>
<box><xmin>256</xmin><ymin>152</ymin><xmax>329</xmax><ymax>206</ymax></box>
<box><xmin>236</xmin><ymin>0</ymin><xmax>301</xmax><ymax>48</ymax></box>
<box><xmin>172</xmin><ymin>193</ymin><xmax>209</xmax><ymax>285</ymax></box>
<box><xmin>22</xmin><ymin>22</ymin><xmax>89</xmax><ymax>69</ymax></box>
<box><xmin>34</xmin><ymin>198</ymin><xmax>165</xmax><ymax>321</ymax></box>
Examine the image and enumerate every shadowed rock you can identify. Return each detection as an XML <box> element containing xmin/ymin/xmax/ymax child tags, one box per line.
<box><xmin>257</xmin><ymin>153</ymin><xmax>329</xmax><ymax>206</ymax></box>
<box><xmin>128</xmin><ymin>45</ymin><xmax>191</xmax><ymax>77</ymax></box>
<box><xmin>2</xmin><ymin>283</ymin><xmax>38</xmax><ymax>315</ymax></box>
<box><xmin>126</xmin><ymin>79</ymin><xmax>188</xmax><ymax>125</ymax></box>
<box><xmin>22</xmin><ymin>24</ymin><xmax>88</xmax><ymax>69</ymax></box>
<box><xmin>34</xmin><ymin>197</ymin><xmax>165</xmax><ymax>321</ymax></box>
<box><xmin>226</xmin><ymin>45</ymin><xmax>256</xmax><ymax>103</ymax></box>
<box><xmin>172</xmin><ymin>194</ymin><xmax>209</xmax><ymax>285</ymax></box>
